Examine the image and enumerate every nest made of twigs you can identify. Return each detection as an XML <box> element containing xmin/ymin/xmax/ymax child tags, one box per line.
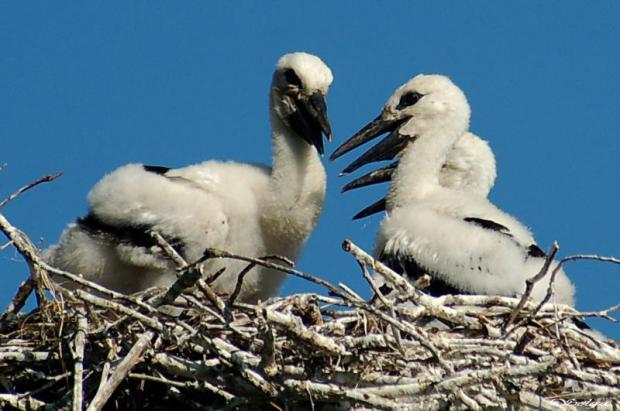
<box><xmin>1</xmin><ymin>232</ymin><xmax>620</xmax><ymax>411</ymax></box>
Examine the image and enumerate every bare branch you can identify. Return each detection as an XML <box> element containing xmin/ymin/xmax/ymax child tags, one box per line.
<box><xmin>71</xmin><ymin>312</ymin><xmax>88</xmax><ymax>411</ymax></box>
<box><xmin>193</xmin><ymin>248</ymin><xmax>347</xmax><ymax>299</ymax></box>
<box><xmin>0</xmin><ymin>173</ymin><xmax>62</xmax><ymax>208</ymax></box>
<box><xmin>503</xmin><ymin>242</ymin><xmax>559</xmax><ymax>331</ymax></box>
<box><xmin>87</xmin><ymin>331</ymin><xmax>154</xmax><ymax>411</ymax></box>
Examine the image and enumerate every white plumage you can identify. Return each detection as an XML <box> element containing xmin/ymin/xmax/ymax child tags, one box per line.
<box><xmin>46</xmin><ymin>52</ymin><xmax>333</xmax><ymax>303</ymax></box>
<box><xmin>339</xmin><ymin>131</ymin><xmax>497</xmax><ymax>219</ymax></box>
<box><xmin>332</xmin><ymin>74</ymin><xmax>575</xmax><ymax>305</ymax></box>
<box><xmin>439</xmin><ymin>132</ymin><xmax>496</xmax><ymax>197</ymax></box>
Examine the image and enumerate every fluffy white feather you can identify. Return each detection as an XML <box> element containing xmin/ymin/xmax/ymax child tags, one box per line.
<box><xmin>440</xmin><ymin>132</ymin><xmax>496</xmax><ymax>197</ymax></box>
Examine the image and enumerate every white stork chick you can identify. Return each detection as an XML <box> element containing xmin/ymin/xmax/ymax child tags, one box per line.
<box><xmin>338</xmin><ymin>131</ymin><xmax>497</xmax><ymax>219</ymax></box>
<box><xmin>331</xmin><ymin>74</ymin><xmax>575</xmax><ymax>305</ymax></box>
<box><xmin>46</xmin><ymin>52</ymin><xmax>333</xmax><ymax>303</ymax></box>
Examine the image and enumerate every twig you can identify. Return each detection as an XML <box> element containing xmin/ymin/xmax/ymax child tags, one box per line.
<box><xmin>1</xmin><ymin>278</ymin><xmax>34</xmax><ymax>321</ymax></box>
<box><xmin>503</xmin><ymin>242</ymin><xmax>559</xmax><ymax>331</ymax></box>
<box><xmin>150</xmin><ymin>231</ymin><xmax>229</xmax><ymax>318</ymax></box>
<box><xmin>282</xmin><ymin>379</ymin><xmax>399</xmax><ymax>410</ymax></box>
<box><xmin>229</xmin><ymin>255</ymin><xmax>292</xmax><ymax>304</ymax></box>
<box><xmin>192</xmin><ymin>248</ymin><xmax>346</xmax><ymax>299</ymax></box>
<box><xmin>150</xmin><ymin>231</ymin><xmax>187</xmax><ymax>268</ymax></box>
<box><xmin>0</xmin><ymin>211</ymin><xmax>53</xmax><ymax>306</ymax></box>
<box><xmin>358</xmin><ymin>262</ymin><xmax>404</xmax><ymax>352</ymax></box>
<box><xmin>568</xmin><ymin>302</ymin><xmax>620</xmax><ymax>322</ymax></box>
<box><xmin>73</xmin><ymin>289</ymin><xmax>165</xmax><ymax>333</ymax></box>
<box><xmin>155</xmin><ymin>265</ymin><xmax>203</xmax><ymax>307</ymax></box>
<box><xmin>87</xmin><ymin>331</ymin><xmax>154</xmax><ymax>411</ymax></box>
<box><xmin>258</xmin><ymin>311</ymin><xmax>277</xmax><ymax>376</ymax></box>
<box><xmin>0</xmin><ymin>173</ymin><xmax>62</xmax><ymax>208</ymax></box>
<box><xmin>557</xmin><ymin>254</ymin><xmax>620</xmax><ymax>267</ymax></box>
<box><xmin>0</xmin><ymin>394</ymin><xmax>46</xmax><ymax>411</ymax></box>
<box><xmin>72</xmin><ymin>312</ymin><xmax>88</xmax><ymax>411</ymax></box>
<box><xmin>229</xmin><ymin>262</ymin><xmax>257</xmax><ymax>304</ymax></box>
<box><xmin>263</xmin><ymin>307</ymin><xmax>347</xmax><ymax>355</ymax></box>
<box><xmin>196</xmin><ymin>277</ymin><xmax>228</xmax><ymax>318</ymax></box>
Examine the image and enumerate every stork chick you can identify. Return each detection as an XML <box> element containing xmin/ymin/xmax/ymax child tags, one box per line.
<box><xmin>331</xmin><ymin>74</ymin><xmax>575</xmax><ymax>305</ymax></box>
<box><xmin>46</xmin><ymin>52</ymin><xmax>333</xmax><ymax>303</ymax></box>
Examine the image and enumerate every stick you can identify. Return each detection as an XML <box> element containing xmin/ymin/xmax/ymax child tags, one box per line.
<box><xmin>0</xmin><ymin>173</ymin><xmax>62</xmax><ymax>208</ymax></box>
<box><xmin>503</xmin><ymin>242</ymin><xmax>559</xmax><ymax>331</ymax></box>
<box><xmin>1</xmin><ymin>278</ymin><xmax>34</xmax><ymax>321</ymax></box>
<box><xmin>87</xmin><ymin>331</ymin><xmax>154</xmax><ymax>411</ymax></box>
<box><xmin>72</xmin><ymin>312</ymin><xmax>88</xmax><ymax>411</ymax></box>
<box><xmin>228</xmin><ymin>262</ymin><xmax>258</xmax><ymax>304</ymax></box>
<box><xmin>150</xmin><ymin>232</ymin><xmax>228</xmax><ymax>316</ymax></box>
<box><xmin>0</xmin><ymin>394</ymin><xmax>46</xmax><ymax>411</ymax></box>
<box><xmin>192</xmin><ymin>248</ymin><xmax>346</xmax><ymax>299</ymax></box>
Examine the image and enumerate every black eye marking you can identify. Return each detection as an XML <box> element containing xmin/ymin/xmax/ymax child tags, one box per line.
<box><xmin>284</xmin><ymin>69</ymin><xmax>302</xmax><ymax>87</ymax></box>
<box><xmin>396</xmin><ymin>91</ymin><xmax>423</xmax><ymax>110</ymax></box>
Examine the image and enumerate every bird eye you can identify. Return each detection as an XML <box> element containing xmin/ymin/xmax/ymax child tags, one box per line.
<box><xmin>284</xmin><ymin>69</ymin><xmax>303</xmax><ymax>87</ymax></box>
<box><xmin>396</xmin><ymin>91</ymin><xmax>423</xmax><ymax>109</ymax></box>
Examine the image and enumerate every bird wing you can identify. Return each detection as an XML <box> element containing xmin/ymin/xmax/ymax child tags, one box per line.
<box><xmin>463</xmin><ymin>216</ymin><xmax>548</xmax><ymax>258</ymax></box>
<box><xmin>377</xmin><ymin>204</ymin><xmax>544</xmax><ymax>298</ymax></box>
<box><xmin>463</xmin><ymin>217</ymin><xmax>512</xmax><ymax>236</ymax></box>
<box><xmin>87</xmin><ymin>163</ymin><xmax>234</xmax><ymax>266</ymax></box>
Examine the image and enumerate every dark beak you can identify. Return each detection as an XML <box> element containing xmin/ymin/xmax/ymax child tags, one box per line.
<box><xmin>353</xmin><ymin>197</ymin><xmax>387</xmax><ymax>220</ymax></box>
<box><xmin>329</xmin><ymin>114</ymin><xmax>406</xmax><ymax>162</ymax></box>
<box><xmin>340</xmin><ymin>130</ymin><xmax>415</xmax><ymax>175</ymax></box>
<box><xmin>287</xmin><ymin>92</ymin><xmax>332</xmax><ymax>155</ymax></box>
<box><xmin>341</xmin><ymin>161</ymin><xmax>398</xmax><ymax>193</ymax></box>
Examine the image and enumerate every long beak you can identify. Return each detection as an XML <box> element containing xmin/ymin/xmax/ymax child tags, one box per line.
<box><xmin>329</xmin><ymin>114</ymin><xmax>405</xmax><ymax>161</ymax></box>
<box><xmin>353</xmin><ymin>198</ymin><xmax>387</xmax><ymax>220</ymax></box>
<box><xmin>340</xmin><ymin>130</ymin><xmax>415</xmax><ymax>175</ymax></box>
<box><xmin>341</xmin><ymin>161</ymin><xmax>398</xmax><ymax>193</ymax></box>
<box><xmin>288</xmin><ymin>92</ymin><xmax>332</xmax><ymax>155</ymax></box>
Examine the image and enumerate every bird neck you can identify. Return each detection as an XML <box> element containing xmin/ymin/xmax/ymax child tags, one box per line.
<box><xmin>269</xmin><ymin>112</ymin><xmax>326</xmax><ymax>197</ymax></box>
<box><xmin>388</xmin><ymin>129</ymin><xmax>462</xmax><ymax>207</ymax></box>
<box><xmin>260</xmin><ymin>111</ymin><xmax>326</xmax><ymax>256</ymax></box>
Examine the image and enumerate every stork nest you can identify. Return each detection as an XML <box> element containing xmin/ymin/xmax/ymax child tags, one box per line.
<box><xmin>1</xmin><ymin>178</ymin><xmax>620</xmax><ymax>410</ymax></box>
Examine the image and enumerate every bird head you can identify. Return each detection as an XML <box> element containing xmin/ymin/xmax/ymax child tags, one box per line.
<box><xmin>330</xmin><ymin>74</ymin><xmax>470</xmax><ymax>174</ymax></box>
<box><xmin>271</xmin><ymin>52</ymin><xmax>333</xmax><ymax>155</ymax></box>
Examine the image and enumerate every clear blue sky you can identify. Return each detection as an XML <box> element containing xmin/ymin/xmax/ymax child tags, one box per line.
<box><xmin>1</xmin><ymin>2</ymin><xmax>619</xmax><ymax>339</ymax></box>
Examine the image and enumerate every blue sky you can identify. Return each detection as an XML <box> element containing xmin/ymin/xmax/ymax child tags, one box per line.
<box><xmin>1</xmin><ymin>2</ymin><xmax>619</xmax><ymax>339</ymax></box>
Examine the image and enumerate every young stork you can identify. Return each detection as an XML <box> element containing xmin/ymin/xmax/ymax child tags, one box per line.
<box><xmin>46</xmin><ymin>52</ymin><xmax>333</xmax><ymax>303</ymax></box>
<box><xmin>339</xmin><ymin>132</ymin><xmax>497</xmax><ymax>219</ymax></box>
<box><xmin>331</xmin><ymin>74</ymin><xmax>575</xmax><ymax>304</ymax></box>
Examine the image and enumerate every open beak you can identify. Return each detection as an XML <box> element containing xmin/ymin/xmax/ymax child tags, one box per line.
<box><xmin>341</xmin><ymin>161</ymin><xmax>398</xmax><ymax>193</ymax></box>
<box><xmin>329</xmin><ymin>114</ymin><xmax>406</xmax><ymax>162</ymax></box>
<box><xmin>287</xmin><ymin>92</ymin><xmax>332</xmax><ymax>155</ymax></box>
<box><xmin>353</xmin><ymin>197</ymin><xmax>387</xmax><ymax>220</ymax></box>
<box><xmin>340</xmin><ymin>130</ymin><xmax>415</xmax><ymax>175</ymax></box>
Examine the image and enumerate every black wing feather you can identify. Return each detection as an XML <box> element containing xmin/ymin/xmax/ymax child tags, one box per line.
<box><xmin>380</xmin><ymin>251</ymin><xmax>466</xmax><ymax>297</ymax></box>
<box><xmin>78</xmin><ymin>213</ymin><xmax>185</xmax><ymax>257</ymax></box>
<box><xmin>463</xmin><ymin>217</ymin><xmax>511</xmax><ymax>235</ymax></box>
<box><xmin>143</xmin><ymin>165</ymin><xmax>172</xmax><ymax>175</ymax></box>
